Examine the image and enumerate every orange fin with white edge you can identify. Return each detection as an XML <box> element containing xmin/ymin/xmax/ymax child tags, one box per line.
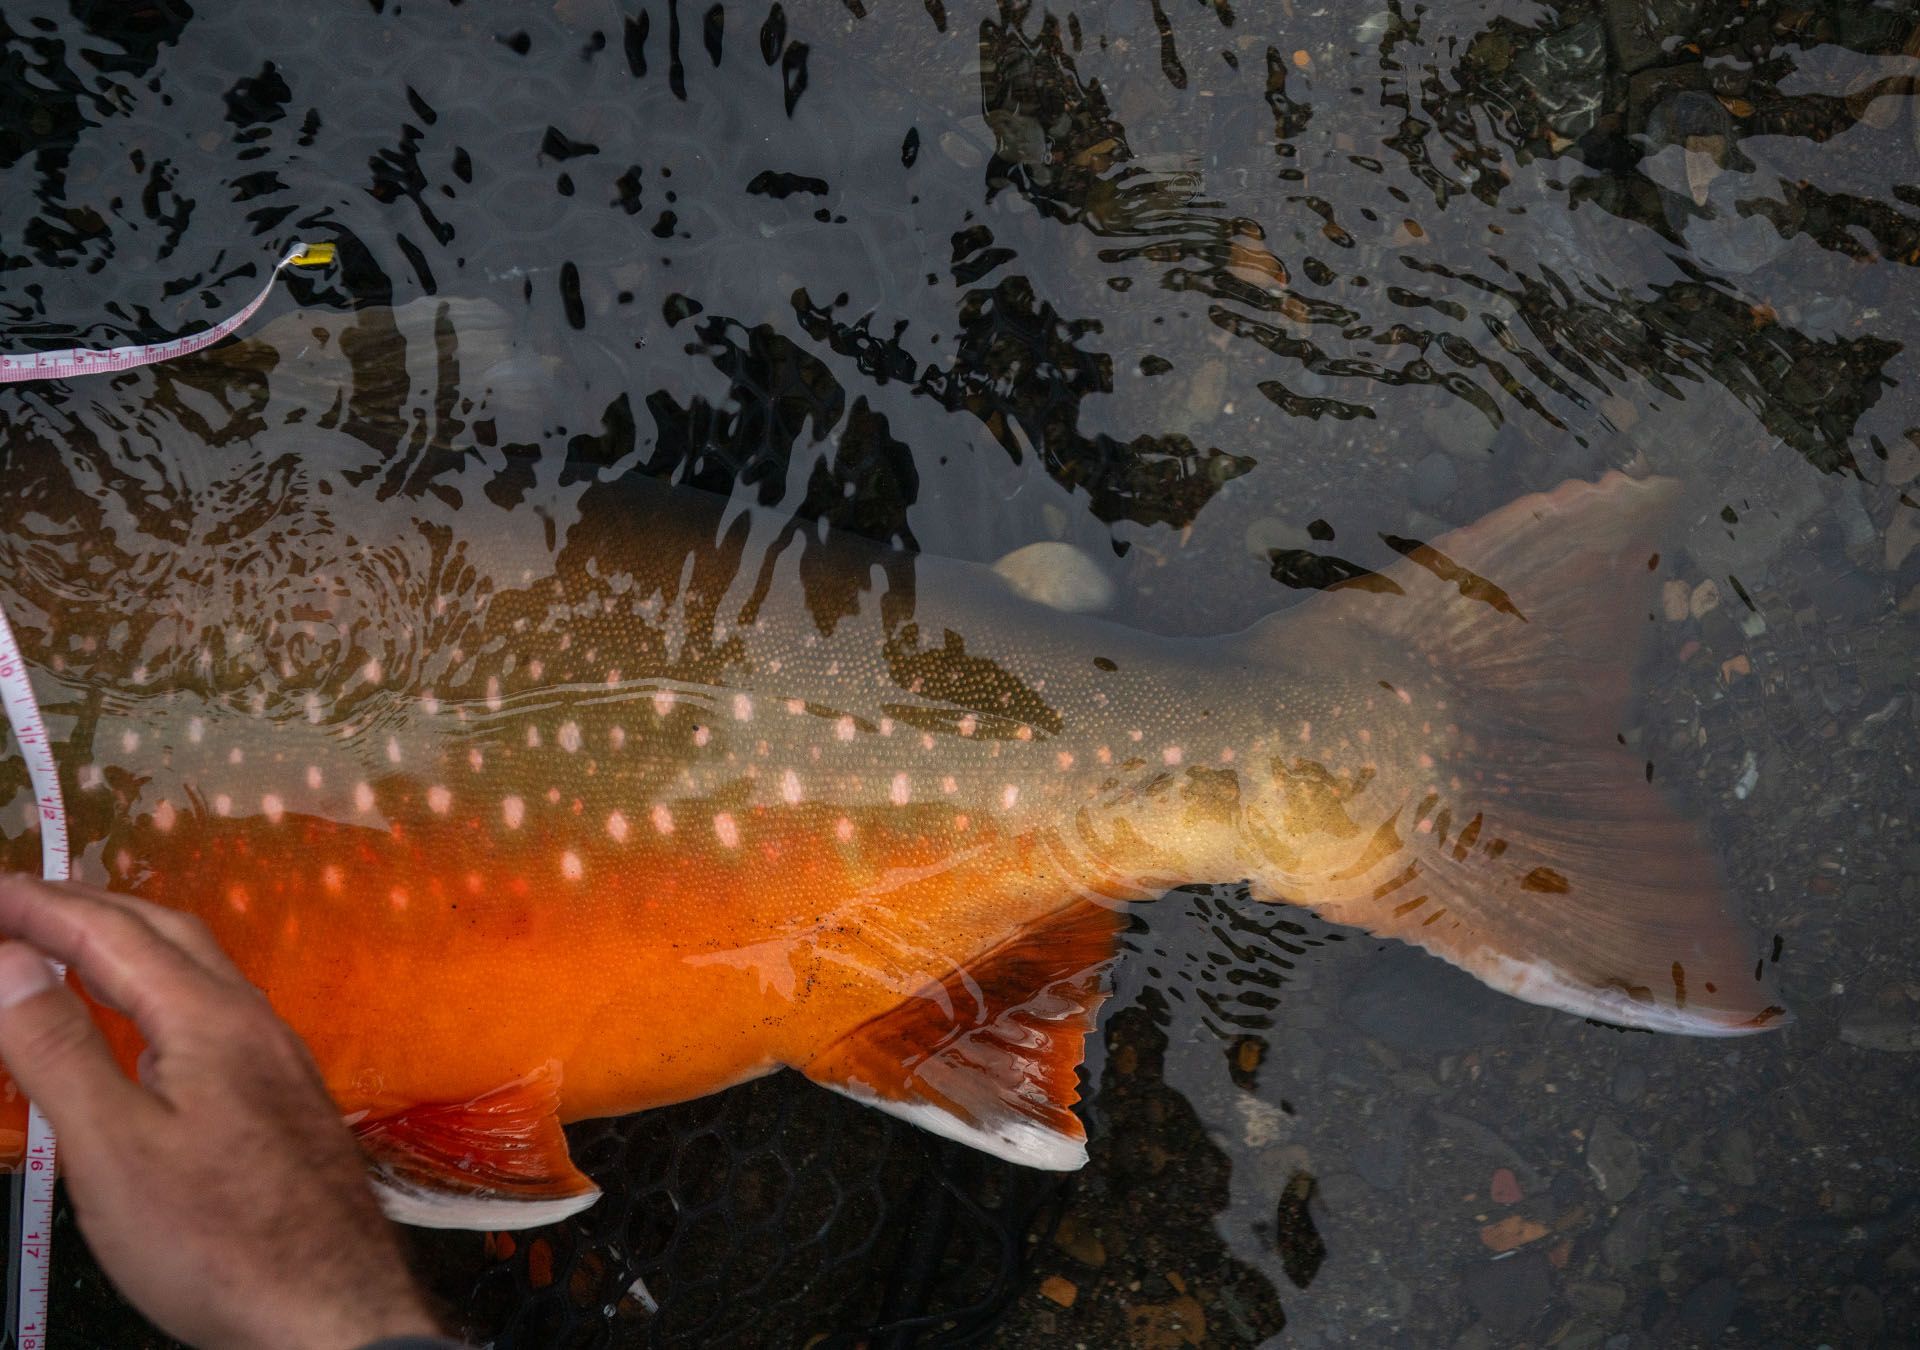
<box><xmin>1246</xmin><ymin>473</ymin><xmax>1787</xmax><ymax>1037</ymax></box>
<box><xmin>803</xmin><ymin>901</ymin><xmax>1126</xmax><ymax>1170</ymax></box>
<box><xmin>351</xmin><ymin>1062</ymin><xmax>601</xmax><ymax>1230</ymax></box>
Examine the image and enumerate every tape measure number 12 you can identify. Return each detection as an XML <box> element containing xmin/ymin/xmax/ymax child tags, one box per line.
<box><xmin>1</xmin><ymin>240</ymin><xmax>334</xmax><ymax>1349</ymax></box>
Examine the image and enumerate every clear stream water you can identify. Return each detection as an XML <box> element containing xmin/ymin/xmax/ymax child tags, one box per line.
<box><xmin>0</xmin><ymin>2</ymin><xmax>1915</xmax><ymax>1347</ymax></box>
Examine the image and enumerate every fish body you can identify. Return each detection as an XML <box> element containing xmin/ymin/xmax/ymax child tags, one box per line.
<box><xmin>1</xmin><ymin>467</ymin><xmax>1782</xmax><ymax>1225</ymax></box>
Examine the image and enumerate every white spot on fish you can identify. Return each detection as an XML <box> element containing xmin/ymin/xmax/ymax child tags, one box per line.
<box><xmin>121</xmin><ymin>730</ymin><xmax>141</xmax><ymax>753</ymax></box>
<box><xmin>561</xmin><ymin>851</ymin><xmax>584</xmax><ymax>880</ymax></box>
<box><xmin>322</xmin><ymin>866</ymin><xmax>343</xmax><ymax>894</ymax></box>
<box><xmin>1129</xmin><ymin>729</ymin><xmax>1144</xmax><ymax>742</ymax></box>
<box><xmin>262</xmin><ymin>794</ymin><xmax>285</xmax><ymax>824</ymax></box>
<box><xmin>1299</xmin><ymin>722</ymin><xmax>1312</xmax><ymax>743</ymax></box>
<box><xmin>781</xmin><ymin>770</ymin><xmax>803</xmax><ymax>804</ymax></box>
<box><xmin>652</xmin><ymin>804</ymin><xmax>674</xmax><ymax>834</ymax></box>
<box><xmin>609</xmin><ymin>726</ymin><xmax>626</xmax><ymax>750</ymax></box>
<box><xmin>387</xmin><ymin>737</ymin><xmax>403</xmax><ymax>764</ymax></box>
<box><xmin>787</xmin><ymin>698</ymin><xmax>805</xmax><ymax>715</ymax></box>
<box><xmin>428</xmin><ymin>785</ymin><xmax>452</xmax><ymax>814</ymax></box>
<box><xmin>714</xmin><ymin>812</ymin><xmax>740</xmax><ymax>848</ymax></box>
<box><xmin>214</xmin><ymin>794</ymin><xmax>232</xmax><ymax>817</ymax></box>
<box><xmin>653</xmin><ymin>689</ymin><xmax>676</xmax><ymax>716</ymax></box>
<box><xmin>1162</xmin><ymin>746</ymin><xmax>1183</xmax><ymax>766</ymax></box>
<box><xmin>559</xmin><ymin>721</ymin><xmax>582</xmax><ymax>753</ymax></box>
<box><xmin>694</xmin><ymin>725</ymin><xmax>711</xmax><ymax>748</ymax></box>
<box><xmin>228</xmin><ymin>746</ymin><xmax>244</xmax><ymax>765</ymax></box>
<box><xmin>363</xmin><ymin>659</ymin><xmax>382</xmax><ymax>685</ymax></box>
<box><xmin>306</xmin><ymin>765</ymin><xmax>324</xmax><ymax>790</ymax></box>
<box><xmin>469</xmin><ymin>748</ymin><xmax>485</xmax><ymax>771</ymax></box>
<box><xmin>1016</xmin><ymin>725</ymin><xmax>1033</xmax><ymax>742</ymax></box>
<box><xmin>154</xmin><ymin>800</ymin><xmax>176</xmax><ymax>832</ymax></box>
<box><xmin>958</xmin><ymin>715</ymin><xmax>977</xmax><ymax>737</ymax></box>
<box><xmin>1056</xmin><ymin>752</ymin><xmax>1074</xmax><ymax>771</ymax></box>
<box><xmin>188</xmin><ymin>718</ymin><xmax>204</xmax><ymax>744</ymax></box>
<box><xmin>487</xmin><ymin>677</ymin><xmax>503</xmax><ymax>712</ymax></box>
<box><xmin>835</xmin><ymin>816</ymin><xmax>854</xmax><ymax>842</ymax></box>
<box><xmin>1001</xmin><ymin>784</ymin><xmax>1019</xmax><ymax>809</ymax></box>
<box><xmin>525</xmin><ymin>726</ymin><xmax>542</xmax><ymax>749</ymax></box>
<box><xmin>835</xmin><ymin>716</ymin><xmax>856</xmax><ymax>742</ymax></box>
<box><xmin>891</xmin><ymin>773</ymin><xmax>911</xmax><ymax>806</ymax></box>
<box><xmin>422</xmin><ymin>693</ymin><xmax>440</xmax><ymax>716</ymax></box>
<box><xmin>503</xmin><ymin>796</ymin><xmax>525</xmax><ymax>829</ymax></box>
<box><xmin>354</xmin><ymin>782</ymin><xmax>375</xmax><ymax>814</ymax></box>
<box><xmin>880</xmin><ymin>717</ymin><xmax>894</xmax><ymax>737</ymax></box>
<box><xmin>607</xmin><ymin>811</ymin><xmax>630</xmax><ymax>842</ymax></box>
<box><xmin>733</xmin><ymin>694</ymin><xmax>753</xmax><ymax>721</ymax></box>
<box><xmin>942</xmin><ymin>775</ymin><xmax>958</xmax><ymax>794</ymax></box>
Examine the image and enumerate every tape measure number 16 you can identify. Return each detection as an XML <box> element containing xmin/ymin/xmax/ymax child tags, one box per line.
<box><xmin>0</xmin><ymin>241</ymin><xmax>335</xmax><ymax>1349</ymax></box>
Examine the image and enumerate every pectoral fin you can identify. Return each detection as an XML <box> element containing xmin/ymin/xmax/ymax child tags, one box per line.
<box><xmin>804</xmin><ymin>900</ymin><xmax>1126</xmax><ymax>1170</ymax></box>
<box><xmin>352</xmin><ymin>1062</ymin><xmax>601</xmax><ymax>1230</ymax></box>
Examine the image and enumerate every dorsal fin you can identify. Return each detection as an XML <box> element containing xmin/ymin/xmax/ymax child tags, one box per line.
<box><xmin>803</xmin><ymin>900</ymin><xmax>1126</xmax><ymax>1169</ymax></box>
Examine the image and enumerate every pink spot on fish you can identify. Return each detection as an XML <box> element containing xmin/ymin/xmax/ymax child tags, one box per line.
<box><xmin>714</xmin><ymin>813</ymin><xmax>740</xmax><ymax>848</ymax></box>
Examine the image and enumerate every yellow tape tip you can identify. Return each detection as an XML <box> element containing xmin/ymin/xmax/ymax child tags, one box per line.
<box><xmin>287</xmin><ymin>243</ymin><xmax>337</xmax><ymax>267</ymax></box>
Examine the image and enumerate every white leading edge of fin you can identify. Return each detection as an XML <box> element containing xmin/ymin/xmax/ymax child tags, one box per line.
<box><xmin>815</xmin><ymin>1080</ymin><xmax>1089</xmax><ymax>1170</ymax></box>
<box><xmin>1483</xmin><ymin>953</ymin><xmax>1783</xmax><ymax>1038</ymax></box>
<box><xmin>369</xmin><ymin>1175</ymin><xmax>604</xmax><ymax>1231</ymax></box>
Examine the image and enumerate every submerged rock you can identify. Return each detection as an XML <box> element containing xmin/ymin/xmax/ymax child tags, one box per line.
<box><xmin>992</xmin><ymin>540</ymin><xmax>1117</xmax><ymax>612</ymax></box>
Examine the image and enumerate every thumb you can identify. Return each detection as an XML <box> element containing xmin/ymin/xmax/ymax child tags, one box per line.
<box><xmin>0</xmin><ymin>942</ymin><xmax>150</xmax><ymax>1141</ymax></box>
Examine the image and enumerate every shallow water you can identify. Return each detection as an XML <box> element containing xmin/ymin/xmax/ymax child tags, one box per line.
<box><xmin>1</xmin><ymin>1</ymin><xmax>1915</xmax><ymax>1346</ymax></box>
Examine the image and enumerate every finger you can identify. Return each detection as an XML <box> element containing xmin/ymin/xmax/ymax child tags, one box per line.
<box><xmin>0</xmin><ymin>878</ymin><xmax>230</xmax><ymax>1049</ymax></box>
<box><xmin>0</xmin><ymin>942</ymin><xmax>155</xmax><ymax>1140</ymax></box>
<box><xmin>20</xmin><ymin>881</ymin><xmax>244</xmax><ymax>983</ymax></box>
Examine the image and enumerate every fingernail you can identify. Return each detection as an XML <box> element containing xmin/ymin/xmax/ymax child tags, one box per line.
<box><xmin>0</xmin><ymin>943</ymin><xmax>57</xmax><ymax>1010</ymax></box>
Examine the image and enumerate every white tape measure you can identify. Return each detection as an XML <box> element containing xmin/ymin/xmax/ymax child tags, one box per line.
<box><xmin>0</xmin><ymin>600</ymin><xmax>67</xmax><ymax>1350</ymax></box>
<box><xmin>1</xmin><ymin>241</ymin><xmax>333</xmax><ymax>1348</ymax></box>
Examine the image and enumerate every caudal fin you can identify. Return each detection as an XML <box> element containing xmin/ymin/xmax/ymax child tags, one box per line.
<box><xmin>1266</xmin><ymin>473</ymin><xmax>1785</xmax><ymax>1036</ymax></box>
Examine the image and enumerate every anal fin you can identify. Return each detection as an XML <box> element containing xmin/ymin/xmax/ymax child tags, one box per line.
<box><xmin>804</xmin><ymin>901</ymin><xmax>1126</xmax><ymax>1170</ymax></box>
<box><xmin>352</xmin><ymin>1061</ymin><xmax>601</xmax><ymax>1230</ymax></box>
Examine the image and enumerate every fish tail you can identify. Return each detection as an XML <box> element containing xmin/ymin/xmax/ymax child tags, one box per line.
<box><xmin>1252</xmin><ymin>472</ymin><xmax>1786</xmax><ymax>1036</ymax></box>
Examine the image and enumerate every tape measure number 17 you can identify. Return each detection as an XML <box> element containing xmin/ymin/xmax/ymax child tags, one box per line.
<box><xmin>0</xmin><ymin>240</ymin><xmax>335</xmax><ymax>1349</ymax></box>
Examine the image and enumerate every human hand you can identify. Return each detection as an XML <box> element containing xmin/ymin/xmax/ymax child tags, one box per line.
<box><xmin>0</xmin><ymin>876</ymin><xmax>444</xmax><ymax>1350</ymax></box>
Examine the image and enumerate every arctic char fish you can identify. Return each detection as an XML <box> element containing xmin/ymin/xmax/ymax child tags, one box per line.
<box><xmin>0</xmin><ymin>468</ymin><xmax>1782</xmax><ymax>1226</ymax></box>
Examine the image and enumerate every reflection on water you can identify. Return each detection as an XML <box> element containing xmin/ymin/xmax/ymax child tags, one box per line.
<box><xmin>2</xmin><ymin>0</ymin><xmax>1917</xmax><ymax>1345</ymax></box>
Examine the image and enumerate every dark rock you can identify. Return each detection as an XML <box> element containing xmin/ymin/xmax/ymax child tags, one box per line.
<box><xmin>1605</xmin><ymin>0</ymin><xmax>1706</xmax><ymax>74</ymax></box>
<box><xmin>1679</xmin><ymin>1275</ymin><xmax>1738</xmax><ymax>1339</ymax></box>
<box><xmin>1463</xmin><ymin>1251</ymin><xmax>1553</xmax><ymax>1335</ymax></box>
<box><xmin>1339</xmin><ymin>946</ymin><xmax>1512</xmax><ymax>1056</ymax></box>
<box><xmin>1588</xmin><ymin>1117</ymin><xmax>1643</xmax><ymax>1202</ymax></box>
<box><xmin>1351</xmin><ymin>1105</ymin><xmax>1411</xmax><ymax>1191</ymax></box>
<box><xmin>1611</xmin><ymin>1061</ymin><xmax>1647</xmax><ymax>1104</ymax></box>
<box><xmin>1510</xmin><ymin>18</ymin><xmax>1607</xmax><ymax>138</ymax></box>
<box><xmin>1603</xmin><ymin>1201</ymin><xmax>1659</xmax><ymax>1270</ymax></box>
<box><xmin>1841</xmin><ymin>1284</ymin><xmax>1885</xmax><ymax>1336</ymax></box>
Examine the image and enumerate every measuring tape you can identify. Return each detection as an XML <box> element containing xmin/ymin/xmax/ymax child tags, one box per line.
<box><xmin>0</xmin><ymin>601</ymin><xmax>67</xmax><ymax>1350</ymax></box>
<box><xmin>0</xmin><ymin>240</ymin><xmax>333</xmax><ymax>1348</ymax></box>
<box><xmin>0</xmin><ymin>242</ymin><xmax>335</xmax><ymax>385</ymax></box>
